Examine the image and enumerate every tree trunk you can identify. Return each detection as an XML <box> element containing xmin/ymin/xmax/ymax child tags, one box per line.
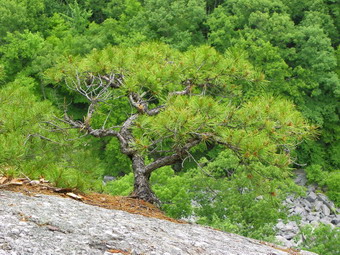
<box><xmin>130</xmin><ymin>154</ymin><xmax>160</xmax><ymax>205</ymax></box>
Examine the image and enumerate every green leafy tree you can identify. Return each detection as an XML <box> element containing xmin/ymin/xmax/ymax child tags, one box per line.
<box><xmin>126</xmin><ymin>0</ymin><xmax>207</xmax><ymax>50</ymax></box>
<box><xmin>297</xmin><ymin>223</ymin><xmax>340</xmax><ymax>255</ymax></box>
<box><xmin>0</xmin><ymin>76</ymin><xmax>105</xmax><ymax>191</ymax></box>
<box><xmin>0</xmin><ymin>0</ymin><xmax>47</xmax><ymax>39</ymax></box>
<box><xmin>0</xmin><ymin>30</ymin><xmax>45</xmax><ymax>82</ymax></box>
<box><xmin>207</xmin><ymin>0</ymin><xmax>340</xmax><ymax>173</ymax></box>
<box><xmin>46</xmin><ymin>43</ymin><xmax>313</xmax><ymax>203</ymax></box>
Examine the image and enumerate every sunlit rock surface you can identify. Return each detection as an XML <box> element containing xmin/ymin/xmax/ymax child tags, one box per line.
<box><xmin>0</xmin><ymin>190</ymin><xmax>317</xmax><ymax>255</ymax></box>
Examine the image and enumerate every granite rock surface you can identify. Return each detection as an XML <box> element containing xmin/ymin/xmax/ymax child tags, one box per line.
<box><xmin>0</xmin><ymin>190</ymin><xmax>317</xmax><ymax>255</ymax></box>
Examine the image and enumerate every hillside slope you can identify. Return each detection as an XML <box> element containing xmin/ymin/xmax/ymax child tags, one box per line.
<box><xmin>0</xmin><ymin>190</ymin><xmax>317</xmax><ymax>255</ymax></box>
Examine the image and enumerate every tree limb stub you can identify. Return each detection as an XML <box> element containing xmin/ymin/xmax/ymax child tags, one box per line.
<box><xmin>169</xmin><ymin>84</ymin><xmax>192</xmax><ymax>96</ymax></box>
<box><xmin>128</xmin><ymin>92</ymin><xmax>164</xmax><ymax>116</ymax></box>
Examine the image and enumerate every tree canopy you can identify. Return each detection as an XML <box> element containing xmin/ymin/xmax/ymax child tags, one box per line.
<box><xmin>44</xmin><ymin>43</ymin><xmax>313</xmax><ymax>203</ymax></box>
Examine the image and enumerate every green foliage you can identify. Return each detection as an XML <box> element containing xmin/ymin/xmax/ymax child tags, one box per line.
<box><xmin>60</xmin><ymin>1</ymin><xmax>92</xmax><ymax>33</ymax></box>
<box><xmin>0</xmin><ymin>0</ymin><xmax>338</xmax><ymax>249</ymax></box>
<box><xmin>0</xmin><ymin>77</ymin><xmax>104</xmax><ymax>192</ymax></box>
<box><xmin>103</xmin><ymin>138</ymin><xmax>132</xmax><ymax>176</ymax></box>
<box><xmin>323</xmin><ymin>171</ymin><xmax>340</xmax><ymax>206</ymax></box>
<box><xmin>306</xmin><ymin>165</ymin><xmax>340</xmax><ymax>206</ymax></box>
<box><xmin>0</xmin><ymin>77</ymin><xmax>54</xmax><ymax>164</ymax></box>
<box><xmin>0</xmin><ymin>30</ymin><xmax>45</xmax><ymax>80</ymax></box>
<box><xmin>151</xmin><ymin>167</ymin><xmax>192</xmax><ymax>218</ymax></box>
<box><xmin>0</xmin><ymin>0</ymin><xmax>46</xmax><ymax>39</ymax></box>
<box><xmin>139</xmin><ymin>0</ymin><xmax>207</xmax><ymax>50</ymax></box>
<box><xmin>207</xmin><ymin>0</ymin><xmax>340</xmax><ymax>174</ymax></box>
<box><xmin>190</xmin><ymin>148</ymin><xmax>300</xmax><ymax>240</ymax></box>
<box><xmin>104</xmin><ymin>173</ymin><xmax>134</xmax><ymax>196</ymax></box>
<box><xmin>297</xmin><ymin>224</ymin><xmax>340</xmax><ymax>255</ymax></box>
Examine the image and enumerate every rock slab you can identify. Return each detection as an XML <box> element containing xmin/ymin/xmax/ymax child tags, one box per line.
<box><xmin>0</xmin><ymin>190</ymin><xmax>317</xmax><ymax>255</ymax></box>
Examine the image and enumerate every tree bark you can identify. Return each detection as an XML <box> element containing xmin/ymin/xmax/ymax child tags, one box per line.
<box><xmin>129</xmin><ymin>154</ymin><xmax>160</xmax><ymax>204</ymax></box>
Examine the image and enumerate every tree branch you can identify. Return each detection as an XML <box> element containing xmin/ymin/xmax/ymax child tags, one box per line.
<box><xmin>145</xmin><ymin>138</ymin><xmax>201</xmax><ymax>174</ymax></box>
<box><xmin>62</xmin><ymin>113</ymin><xmax>118</xmax><ymax>138</ymax></box>
<box><xmin>169</xmin><ymin>84</ymin><xmax>192</xmax><ymax>96</ymax></box>
<box><xmin>24</xmin><ymin>134</ymin><xmax>62</xmax><ymax>145</ymax></box>
<box><xmin>128</xmin><ymin>92</ymin><xmax>164</xmax><ymax>116</ymax></box>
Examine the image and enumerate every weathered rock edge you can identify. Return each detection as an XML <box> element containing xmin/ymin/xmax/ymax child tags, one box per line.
<box><xmin>0</xmin><ymin>191</ymin><xmax>317</xmax><ymax>255</ymax></box>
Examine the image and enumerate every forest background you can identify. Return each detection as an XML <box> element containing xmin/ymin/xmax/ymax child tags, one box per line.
<box><xmin>0</xmin><ymin>0</ymin><xmax>339</xmax><ymax>254</ymax></box>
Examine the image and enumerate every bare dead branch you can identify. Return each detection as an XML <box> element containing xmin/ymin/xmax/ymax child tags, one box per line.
<box><xmin>102</xmin><ymin>108</ymin><xmax>112</xmax><ymax>129</ymax></box>
<box><xmin>39</xmin><ymin>121</ymin><xmax>75</xmax><ymax>132</ymax></box>
<box><xmin>24</xmin><ymin>134</ymin><xmax>62</xmax><ymax>145</ymax></box>
<box><xmin>169</xmin><ymin>85</ymin><xmax>192</xmax><ymax>96</ymax></box>
<box><xmin>128</xmin><ymin>92</ymin><xmax>165</xmax><ymax>116</ymax></box>
<box><xmin>63</xmin><ymin>113</ymin><xmax>118</xmax><ymax>138</ymax></box>
<box><xmin>146</xmin><ymin>105</ymin><xmax>165</xmax><ymax>116</ymax></box>
<box><xmin>65</xmin><ymin>71</ymin><xmax>124</xmax><ymax>105</ymax></box>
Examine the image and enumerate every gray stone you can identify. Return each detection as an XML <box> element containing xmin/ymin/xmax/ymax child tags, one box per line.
<box><xmin>306</xmin><ymin>192</ymin><xmax>317</xmax><ymax>202</ymax></box>
<box><xmin>331</xmin><ymin>217</ymin><xmax>340</xmax><ymax>225</ymax></box>
<box><xmin>308</xmin><ymin>185</ymin><xmax>317</xmax><ymax>192</ymax></box>
<box><xmin>301</xmin><ymin>199</ymin><xmax>312</xmax><ymax>209</ymax></box>
<box><xmin>310</xmin><ymin>220</ymin><xmax>319</xmax><ymax>227</ymax></box>
<box><xmin>0</xmin><ymin>190</ymin><xmax>318</xmax><ymax>255</ymax></box>
<box><xmin>283</xmin><ymin>232</ymin><xmax>296</xmax><ymax>240</ymax></box>
<box><xmin>320</xmin><ymin>218</ymin><xmax>332</xmax><ymax>226</ymax></box>
<box><xmin>313</xmin><ymin>200</ymin><xmax>323</xmax><ymax>211</ymax></box>
<box><xmin>276</xmin><ymin>236</ymin><xmax>293</xmax><ymax>247</ymax></box>
<box><xmin>285</xmin><ymin>197</ymin><xmax>293</xmax><ymax>205</ymax></box>
<box><xmin>276</xmin><ymin>221</ymin><xmax>285</xmax><ymax>230</ymax></box>
<box><xmin>294</xmin><ymin>206</ymin><xmax>305</xmax><ymax>215</ymax></box>
<box><xmin>285</xmin><ymin>221</ymin><xmax>299</xmax><ymax>233</ymax></box>
<box><xmin>321</xmin><ymin>204</ymin><xmax>331</xmax><ymax>216</ymax></box>
<box><xmin>103</xmin><ymin>175</ymin><xmax>116</xmax><ymax>183</ymax></box>
<box><xmin>317</xmin><ymin>193</ymin><xmax>328</xmax><ymax>202</ymax></box>
<box><xmin>306</xmin><ymin>214</ymin><xmax>318</xmax><ymax>222</ymax></box>
<box><xmin>300</xmin><ymin>220</ymin><xmax>309</xmax><ymax>226</ymax></box>
<box><xmin>294</xmin><ymin>169</ymin><xmax>308</xmax><ymax>186</ymax></box>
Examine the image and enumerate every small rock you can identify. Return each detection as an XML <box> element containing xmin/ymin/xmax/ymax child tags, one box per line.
<box><xmin>331</xmin><ymin>217</ymin><xmax>340</xmax><ymax>225</ymax></box>
<box><xmin>320</xmin><ymin>218</ymin><xmax>332</xmax><ymax>226</ymax></box>
<box><xmin>103</xmin><ymin>176</ymin><xmax>116</xmax><ymax>183</ymax></box>
<box><xmin>300</xmin><ymin>220</ymin><xmax>309</xmax><ymax>226</ymax></box>
<box><xmin>306</xmin><ymin>215</ymin><xmax>317</xmax><ymax>222</ymax></box>
<box><xmin>285</xmin><ymin>197</ymin><xmax>293</xmax><ymax>204</ymax></box>
<box><xmin>283</xmin><ymin>232</ymin><xmax>296</xmax><ymax>240</ymax></box>
<box><xmin>285</xmin><ymin>221</ymin><xmax>299</xmax><ymax>232</ymax></box>
<box><xmin>313</xmin><ymin>200</ymin><xmax>323</xmax><ymax>211</ymax></box>
<box><xmin>321</xmin><ymin>204</ymin><xmax>331</xmax><ymax>216</ymax></box>
<box><xmin>276</xmin><ymin>235</ymin><xmax>293</xmax><ymax>247</ymax></box>
<box><xmin>310</xmin><ymin>220</ymin><xmax>319</xmax><ymax>227</ymax></box>
<box><xmin>306</xmin><ymin>192</ymin><xmax>317</xmax><ymax>202</ymax></box>
<box><xmin>317</xmin><ymin>193</ymin><xmax>328</xmax><ymax>202</ymax></box>
<box><xmin>301</xmin><ymin>200</ymin><xmax>311</xmax><ymax>209</ymax></box>
<box><xmin>293</xmin><ymin>206</ymin><xmax>305</xmax><ymax>215</ymax></box>
<box><xmin>276</xmin><ymin>221</ymin><xmax>285</xmax><ymax>230</ymax></box>
<box><xmin>29</xmin><ymin>180</ymin><xmax>40</xmax><ymax>185</ymax></box>
<box><xmin>0</xmin><ymin>242</ymin><xmax>11</xmax><ymax>250</ymax></box>
<box><xmin>308</xmin><ymin>185</ymin><xmax>317</xmax><ymax>192</ymax></box>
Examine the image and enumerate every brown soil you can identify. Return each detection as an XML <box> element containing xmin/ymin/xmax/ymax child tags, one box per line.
<box><xmin>0</xmin><ymin>177</ymin><xmax>185</xmax><ymax>224</ymax></box>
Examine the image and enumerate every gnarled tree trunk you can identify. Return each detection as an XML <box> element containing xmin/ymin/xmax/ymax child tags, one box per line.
<box><xmin>129</xmin><ymin>154</ymin><xmax>160</xmax><ymax>204</ymax></box>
